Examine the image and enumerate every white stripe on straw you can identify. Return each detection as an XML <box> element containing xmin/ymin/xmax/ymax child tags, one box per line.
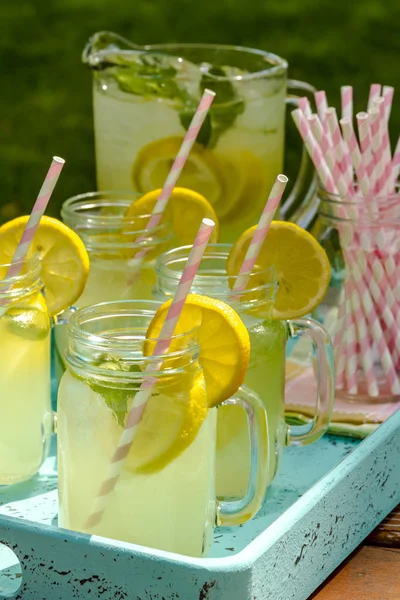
<box><xmin>127</xmin><ymin>89</ymin><xmax>216</xmax><ymax>274</ymax></box>
<box><xmin>232</xmin><ymin>175</ymin><xmax>288</xmax><ymax>293</ymax></box>
<box><xmin>86</xmin><ymin>217</ymin><xmax>215</xmax><ymax>530</ymax></box>
<box><xmin>0</xmin><ymin>157</ymin><xmax>65</xmax><ymax>310</ymax></box>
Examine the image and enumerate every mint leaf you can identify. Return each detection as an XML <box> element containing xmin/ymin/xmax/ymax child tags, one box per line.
<box><xmin>199</xmin><ymin>66</ymin><xmax>245</xmax><ymax>147</ymax></box>
<box><xmin>179</xmin><ymin>108</ymin><xmax>212</xmax><ymax>147</ymax></box>
<box><xmin>99</xmin><ymin>54</ymin><xmax>245</xmax><ymax>149</ymax></box>
<box><xmin>100</xmin><ymin>53</ymin><xmax>192</xmax><ymax>103</ymax></box>
<box><xmin>178</xmin><ymin>66</ymin><xmax>245</xmax><ymax>148</ymax></box>
<box><xmin>75</xmin><ymin>359</ymin><xmax>142</xmax><ymax>427</ymax></box>
<box><xmin>86</xmin><ymin>381</ymin><xmax>132</xmax><ymax>427</ymax></box>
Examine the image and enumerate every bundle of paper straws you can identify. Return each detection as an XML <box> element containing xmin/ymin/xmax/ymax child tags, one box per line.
<box><xmin>291</xmin><ymin>84</ymin><xmax>400</xmax><ymax>397</ymax></box>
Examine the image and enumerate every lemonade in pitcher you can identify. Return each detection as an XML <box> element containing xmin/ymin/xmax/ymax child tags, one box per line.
<box><xmin>83</xmin><ymin>33</ymin><xmax>287</xmax><ymax>242</ymax></box>
<box><xmin>58</xmin><ymin>298</ymin><xmax>269</xmax><ymax>557</ymax></box>
<box><xmin>0</xmin><ymin>256</ymin><xmax>52</xmax><ymax>485</ymax></box>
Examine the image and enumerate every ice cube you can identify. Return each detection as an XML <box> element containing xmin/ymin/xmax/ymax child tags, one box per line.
<box><xmin>4</xmin><ymin>307</ymin><xmax>50</xmax><ymax>341</ymax></box>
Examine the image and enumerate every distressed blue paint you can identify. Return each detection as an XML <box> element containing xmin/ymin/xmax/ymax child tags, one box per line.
<box><xmin>0</xmin><ymin>410</ymin><xmax>399</xmax><ymax>600</ymax></box>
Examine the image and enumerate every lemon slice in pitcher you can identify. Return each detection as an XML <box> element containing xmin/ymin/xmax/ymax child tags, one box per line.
<box><xmin>131</xmin><ymin>136</ymin><xmax>228</xmax><ymax>210</ymax></box>
<box><xmin>227</xmin><ymin>221</ymin><xmax>331</xmax><ymax>319</ymax></box>
<box><xmin>125</xmin><ymin>186</ymin><xmax>220</xmax><ymax>245</ymax></box>
<box><xmin>0</xmin><ymin>215</ymin><xmax>89</xmax><ymax>316</ymax></box>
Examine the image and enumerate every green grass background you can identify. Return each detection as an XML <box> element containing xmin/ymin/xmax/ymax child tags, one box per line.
<box><xmin>0</xmin><ymin>0</ymin><xmax>399</xmax><ymax>222</ymax></box>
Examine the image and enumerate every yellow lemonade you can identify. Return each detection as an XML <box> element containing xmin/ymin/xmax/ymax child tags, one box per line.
<box><xmin>58</xmin><ymin>369</ymin><xmax>217</xmax><ymax>557</ymax></box>
<box><xmin>0</xmin><ymin>259</ymin><xmax>52</xmax><ymax>485</ymax></box>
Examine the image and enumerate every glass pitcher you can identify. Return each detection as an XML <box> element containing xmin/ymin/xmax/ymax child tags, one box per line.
<box><xmin>83</xmin><ymin>32</ymin><xmax>317</xmax><ymax>242</ymax></box>
<box><xmin>57</xmin><ymin>300</ymin><xmax>270</xmax><ymax>557</ymax></box>
<box><xmin>0</xmin><ymin>255</ymin><xmax>52</xmax><ymax>485</ymax></box>
<box><xmin>154</xmin><ymin>245</ymin><xmax>335</xmax><ymax>498</ymax></box>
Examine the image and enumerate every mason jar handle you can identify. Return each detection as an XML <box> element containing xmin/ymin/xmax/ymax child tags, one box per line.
<box><xmin>286</xmin><ymin>317</ymin><xmax>334</xmax><ymax>446</ymax></box>
<box><xmin>279</xmin><ymin>79</ymin><xmax>319</xmax><ymax>230</ymax></box>
<box><xmin>51</xmin><ymin>305</ymin><xmax>78</xmax><ymax>327</ymax></box>
<box><xmin>217</xmin><ymin>385</ymin><xmax>268</xmax><ymax>527</ymax></box>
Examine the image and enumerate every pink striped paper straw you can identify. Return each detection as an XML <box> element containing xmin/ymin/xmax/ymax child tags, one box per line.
<box><xmin>291</xmin><ymin>109</ymin><xmax>337</xmax><ymax>194</ymax></box>
<box><xmin>340</xmin><ymin>118</ymin><xmax>370</xmax><ymax>196</ymax></box>
<box><xmin>343</xmin><ymin>290</ymin><xmax>359</xmax><ymax>396</ymax></box>
<box><xmin>127</xmin><ymin>89</ymin><xmax>215</xmax><ymax>271</ymax></box>
<box><xmin>326</xmin><ymin>108</ymin><xmax>354</xmax><ymax>193</ymax></box>
<box><xmin>382</xmin><ymin>86</ymin><xmax>394</xmax><ymax>123</ymax></box>
<box><xmin>373</xmin><ymin>96</ymin><xmax>392</xmax><ymax>193</ymax></box>
<box><xmin>367</xmin><ymin>83</ymin><xmax>381</xmax><ymax>110</ymax></box>
<box><xmin>368</xmin><ymin>106</ymin><xmax>385</xmax><ymax>193</ymax></box>
<box><xmin>341</xmin><ymin>86</ymin><xmax>353</xmax><ymax>121</ymax></box>
<box><xmin>4</xmin><ymin>157</ymin><xmax>65</xmax><ymax>280</ymax></box>
<box><xmin>314</xmin><ymin>90</ymin><xmax>329</xmax><ymax>129</ymax></box>
<box><xmin>0</xmin><ymin>156</ymin><xmax>65</xmax><ymax>310</ymax></box>
<box><xmin>298</xmin><ymin>97</ymin><xmax>312</xmax><ymax>117</ymax></box>
<box><xmin>374</xmin><ymin>97</ymin><xmax>393</xmax><ymax>192</ymax></box>
<box><xmin>346</xmin><ymin>272</ymin><xmax>379</xmax><ymax>397</ymax></box>
<box><xmin>356</xmin><ymin>112</ymin><xmax>376</xmax><ymax>189</ymax></box>
<box><xmin>86</xmin><ymin>217</ymin><xmax>215</xmax><ymax>530</ymax></box>
<box><xmin>389</xmin><ymin>135</ymin><xmax>400</xmax><ymax>192</ymax></box>
<box><xmin>308</xmin><ymin>114</ymin><xmax>348</xmax><ymax>195</ymax></box>
<box><xmin>232</xmin><ymin>174</ymin><xmax>288</xmax><ymax>293</ymax></box>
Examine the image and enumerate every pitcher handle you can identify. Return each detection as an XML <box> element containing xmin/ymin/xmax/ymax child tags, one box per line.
<box><xmin>217</xmin><ymin>385</ymin><xmax>268</xmax><ymax>527</ymax></box>
<box><xmin>280</xmin><ymin>79</ymin><xmax>319</xmax><ymax>230</ymax></box>
<box><xmin>286</xmin><ymin>317</ymin><xmax>334</xmax><ymax>446</ymax></box>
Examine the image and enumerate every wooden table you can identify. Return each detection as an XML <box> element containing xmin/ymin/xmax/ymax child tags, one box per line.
<box><xmin>309</xmin><ymin>505</ymin><xmax>400</xmax><ymax>599</ymax></box>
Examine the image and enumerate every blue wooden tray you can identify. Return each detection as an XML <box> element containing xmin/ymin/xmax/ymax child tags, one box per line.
<box><xmin>1</xmin><ymin>409</ymin><xmax>399</xmax><ymax>600</ymax></box>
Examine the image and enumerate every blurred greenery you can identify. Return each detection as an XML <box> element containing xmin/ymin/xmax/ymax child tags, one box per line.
<box><xmin>0</xmin><ymin>0</ymin><xmax>399</xmax><ymax>222</ymax></box>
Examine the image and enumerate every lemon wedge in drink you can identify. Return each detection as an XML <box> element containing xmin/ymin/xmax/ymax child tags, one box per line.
<box><xmin>227</xmin><ymin>221</ymin><xmax>331</xmax><ymax>319</ymax></box>
<box><xmin>125</xmin><ymin>186</ymin><xmax>220</xmax><ymax>245</ymax></box>
<box><xmin>145</xmin><ymin>294</ymin><xmax>250</xmax><ymax>407</ymax></box>
<box><xmin>125</xmin><ymin>371</ymin><xmax>208</xmax><ymax>473</ymax></box>
<box><xmin>0</xmin><ymin>215</ymin><xmax>90</xmax><ymax>316</ymax></box>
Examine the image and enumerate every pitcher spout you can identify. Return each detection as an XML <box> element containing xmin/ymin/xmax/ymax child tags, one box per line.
<box><xmin>82</xmin><ymin>31</ymin><xmax>142</xmax><ymax>70</ymax></box>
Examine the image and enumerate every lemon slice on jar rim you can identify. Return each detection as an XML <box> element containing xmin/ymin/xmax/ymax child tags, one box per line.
<box><xmin>0</xmin><ymin>215</ymin><xmax>90</xmax><ymax>317</ymax></box>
